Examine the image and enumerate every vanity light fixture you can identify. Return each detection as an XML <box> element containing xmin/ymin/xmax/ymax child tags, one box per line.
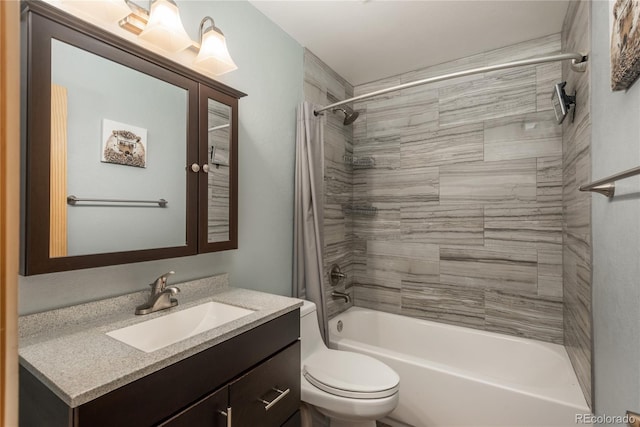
<box><xmin>194</xmin><ymin>17</ymin><xmax>238</xmax><ymax>76</ymax></box>
<box><xmin>62</xmin><ymin>0</ymin><xmax>133</xmax><ymax>22</ymax></box>
<box><xmin>117</xmin><ymin>2</ymin><xmax>238</xmax><ymax>76</ymax></box>
<box><xmin>138</xmin><ymin>0</ymin><xmax>192</xmax><ymax>53</ymax></box>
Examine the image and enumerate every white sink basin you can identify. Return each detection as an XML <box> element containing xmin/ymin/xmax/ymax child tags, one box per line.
<box><xmin>107</xmin><ymin>301</ymin><xmax>255</xmax><ymax>353</ymax></box>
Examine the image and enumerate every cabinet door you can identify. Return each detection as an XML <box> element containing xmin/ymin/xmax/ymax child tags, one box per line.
<box><xmin>198</xmin><ymin>84</ymin><xmax>238</xmax><ymax>253</ymax></box>
<box><xmin>230</xmin><ymin>341</ymin><xmax>300</xmax><ymax>427</ymax></box>
<box><xmin>159</xmin><ymin>385</ymin><xmax>229</xmax><ymax>427</ymax></box>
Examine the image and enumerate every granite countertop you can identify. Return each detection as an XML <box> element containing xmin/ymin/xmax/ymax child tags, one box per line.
<box><xmin>19</xmin><ymin>274</ymin><xmax>302</xmax><ymax>408</ymax></box>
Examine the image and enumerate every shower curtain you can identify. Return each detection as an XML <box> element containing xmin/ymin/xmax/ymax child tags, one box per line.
<box><xmin>293</xmin><ymin>101</ymin><xmax>328</xmax><ymax>342</ymax></box>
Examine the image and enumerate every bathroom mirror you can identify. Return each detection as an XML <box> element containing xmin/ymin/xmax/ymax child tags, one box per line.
<box><xmin>49</xmin><ymin>39</ymin><xmax>189</xmax><ymax>257</ymax></box>
<box><xmin>21</xmin><ymin>2</ymin><xmax>245</xmax><ymax>275</ymax></box>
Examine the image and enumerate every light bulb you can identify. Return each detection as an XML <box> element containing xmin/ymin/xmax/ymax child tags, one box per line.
<box><xmin>194</xmin><ymin>19</ymin><xmax>237</xmax><ymax>76</ymax></box>
<box><xmin>139</xmin><ymin>0</ymin><xmax>192</xmax><ymax>53</ymax></box>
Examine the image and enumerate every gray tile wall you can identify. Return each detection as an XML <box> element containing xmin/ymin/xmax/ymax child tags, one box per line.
<box><xmin>561</xmin><ymin>0</ymin><xmax>593</xmax><ymax>409</ymax></box>
<box><xmin>303</xmin><ymin>49</ymin><xmax>355</xmax><ymax>318</ymax></box>
<box><xmin>351</xmin><ymin>34</ymin><xmax>565</xmax><ymax>344</ymax></box>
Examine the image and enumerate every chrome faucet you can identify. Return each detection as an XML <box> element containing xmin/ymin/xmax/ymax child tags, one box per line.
<box><xmin>135</xmin><ymin>271</ymin><xmax>181</xmax><ymax>315</ymax></box>
<box><xmin>331</xmin><ymin>290</ymin><xmax>351</xmax><ymax>303</ymax></box>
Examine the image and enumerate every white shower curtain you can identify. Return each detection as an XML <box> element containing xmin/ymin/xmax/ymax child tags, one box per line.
<box><xmin>293</xmin><ymin>101</ymin><xmax>328</xmax><ymax>342</ymax></box>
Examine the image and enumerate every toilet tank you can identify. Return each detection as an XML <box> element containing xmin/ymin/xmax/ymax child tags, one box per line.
<box><xmin>299</xmin><ymin>300</ymin><xmax>327</xmax><ymax>362</ymax></box>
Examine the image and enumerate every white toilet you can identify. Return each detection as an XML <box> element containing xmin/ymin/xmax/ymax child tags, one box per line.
<box><xmin>299</xmin><ymin>300</ymin><xmax>399</xmax><ymax>427</ymax></box>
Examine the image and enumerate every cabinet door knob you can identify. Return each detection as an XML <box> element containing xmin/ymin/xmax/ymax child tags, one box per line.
<box><xmin>191</xmin><ymin>163</ymin><xmax>200</xmax><ymax>173</ymax></box>
<box><xmin>202</xmin><ymin>164</ymin><xmax>209</xmax><ymax>173</ymax></box>
<box><xmin>258</xmin><ymin>387</ymin><xmax>290</xmax><ymax>411</ymax></box>
<box><xmin>219</xmin><ymin>407</ymin><xmax>232</xmax><ymax>427</ymax></box>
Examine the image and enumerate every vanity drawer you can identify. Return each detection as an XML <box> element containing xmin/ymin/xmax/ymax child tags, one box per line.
<box><xmin>230</xmin><ymin>341</ymin><xmax>300</xmax><ymax>427</ymax></box>
<box><xmin>159</xmin><ymin>386</ymin><xmax>228</xmax><ymax>427</ymax></box>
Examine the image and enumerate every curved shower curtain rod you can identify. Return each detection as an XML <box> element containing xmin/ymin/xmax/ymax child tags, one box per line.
<box><xmin>314</xmin><ymin>52</ymin><xmax>588</xmax><ymax>115</ymax></box>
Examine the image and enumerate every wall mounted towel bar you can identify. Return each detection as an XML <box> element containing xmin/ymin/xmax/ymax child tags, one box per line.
<box><xmin>208</xmin><ymin>124</ymin><xmax>229</xmax><ymax>132</ymax></box>
<box><xmin>579</xmin><ymin>165</ymin><xmax>640</xmax><ymax>198</ymax></box>
<box><xmin>67</xmin><ymin>195</ymin><xmax>168</xmax><ymax>207</ymax></box>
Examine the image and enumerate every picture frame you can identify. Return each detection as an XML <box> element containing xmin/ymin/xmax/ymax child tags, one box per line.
<box><xmin>101</xmin><ymin>119</ymin><xmax>148</xmax><ymax>168</ymax></box>
<box><xmin>611</xmin><ymin>0</ymin><xmax>640</xmax><ymax>90</ymax></box>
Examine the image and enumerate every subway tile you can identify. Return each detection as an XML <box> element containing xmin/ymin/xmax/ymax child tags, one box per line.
<box><xmin>400</xmin><ymin>123</ymin><xmax>483</xmax><ymax>167</ymax></box>
<box><xmin>352</xmin><ymin>202</ymin><xmax>400</xmax><ymax>241</ymax></box>
<box><xmin>484</xmin><ymin>201</ymin><xmax>563</xmax><ymax>250</ymax></box>
<box><xmin>484</xmin><ymin>110</ymin><xmax>562</xmax><ymax>162</ymax></box>
<box><xmin>440</xmin><ymin>159</ymin><xmax>537</xmax><ymax>204</ymax></box>
<box><xmin>401</xmin><ymin>203</ymin><xmax>484</xmax><ymax>246</ymax></box>
<box><xmin>353</xmin><ymin>135</ymin><xmax>400</xmax><ymax>169</ymax></box>
<box><xmin>324</xmin><ymin>142</ymin><xmax>352</xmax><ymax>206</ymax></box>
<box><xmin>538</xmin><ymin>246</ymin><xmax>563</xmax><ymax>298</ymax></box>
<box><xmin>440</xmin><ymin>246</ymin><xmax>538</xmax><ymax>293</ymax></box>
<box><xmin>537</xmin><ymin>156</ymin><xmax>563</xmax><ymax>202</ymax></box>
<box><xmin>366</xmin><ymin>240</ymin><xmax>439</xmax><ymax>284</ymax></box>
<box><xmin>439</xmin><ymin>67</ymin><xmax>536</xmax><ymax>126</ymax></box>
<box><xmin>353</xmin><ymin>167</ymin><xmax>439</xmax><ymax>204</ymax></box>
<box><xmin>401</xmin><ymin>281</ymin><xmax>485</xmax><ymax>328</ymax></box>
<box><xmin>364</xmin><ymin>89</ymin><xmax>439</xmax><ymax>138</ymax></box>
<box><xmin>484</xmin><ymin>33</ymin><xmax>561</xmax><ymax>65</ymax></box>
<box><xmin>351</xmin><ymin>111</ymin><xmax>367</xmax><ymax>141</ymax></box>
<box><xmin>354</xmin><ymin>75</ymin><xmax>401</xmax><ymax>99</ymax></box>
<box><xmin>324</xmin><ymin>204</ymin><xmax>348</xmax><ymax>247</ymax></box>
<box><xmin>564</xmin><ymin>308</ymin><xmax>592</xmax><ymax>406</ymax></box>
<box><xmin>304</xmin><ymin>49</ymin><xmax>351</xmax><ymax>102</ymax></box>
<box><xmin>485</xmin><ymin>290</ymin><xmax>563</xmax><ymax>344</ymax></box>
<box><xmin>400</xmin><ymin>52</ymin><xmax>487</xmax><ymax>88</ymax></box>
<box><xmin>353</xmin><ymin>283</ymin><xmax>402</xmax><ymax>314</ymax></box>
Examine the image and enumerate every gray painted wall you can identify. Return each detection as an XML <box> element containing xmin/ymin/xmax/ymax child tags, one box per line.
<box><xmin>591</xmin><ymin>0</ymin><xmax>640</xmax><ymax>421</ymax></box>
<box><xmin>52</xmin><ymin>39</ymin><xmax>187</xmax><ymax>255</ymax></box>
<box><xmin>19</xmin><ymin>1</ymin><xmax>303</xmax><ymax>314</ymax></box>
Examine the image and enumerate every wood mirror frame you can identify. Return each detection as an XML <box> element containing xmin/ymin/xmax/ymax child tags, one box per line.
<box><xmin>21</xmin><ymin>1</ymin><xmax>245</xmax><ymax>275</ymax></box>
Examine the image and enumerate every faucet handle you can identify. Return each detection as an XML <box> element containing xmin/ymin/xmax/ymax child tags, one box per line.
<box><xmin>165</xmin><ymin>286</ymin><xmax>181</xmax><ymax>295</ymax></box>
<box><xmin>150</xmin><ymin>271</ymin><xmax>175</xmax><ymax>292</ymax></box>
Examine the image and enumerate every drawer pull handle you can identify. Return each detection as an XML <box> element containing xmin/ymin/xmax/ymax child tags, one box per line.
<box><xmin>259</xmin><ymin>387</ymin><xmax>290</xmax><ymax>411</ymax></box>
<box><xmin>219</xmin><ymin>407</ymin><xmax>232</xmax><ymax>427</ymax></box>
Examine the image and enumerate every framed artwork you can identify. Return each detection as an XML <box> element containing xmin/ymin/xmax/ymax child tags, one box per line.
<box><xmin>611</xmin><ymin>0</ymin><xmax>640</xmax><ymax>90</ymax></box>
<box><xmin>101</xmin><ymin>119</ymin><xmax>147</xmax><ymax>168</ymax></box>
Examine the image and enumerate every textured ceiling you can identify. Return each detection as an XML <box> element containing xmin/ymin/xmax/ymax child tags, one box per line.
<box><xmin>250</xmin><ymin>0</ymin><xmax>570</xmax><ymax>85</ymax></box>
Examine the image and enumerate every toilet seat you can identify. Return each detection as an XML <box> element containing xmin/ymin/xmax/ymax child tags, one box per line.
<box><xmin>303</xmin><ymin>349</ymin><xmax>399</xmax><ymax>399</ymax></box>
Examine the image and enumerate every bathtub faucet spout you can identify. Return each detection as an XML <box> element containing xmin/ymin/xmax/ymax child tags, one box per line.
<box><xmin>331</xmin><ymin>291</ymin><xmax>351</xmax><ymax>303</ymax></box>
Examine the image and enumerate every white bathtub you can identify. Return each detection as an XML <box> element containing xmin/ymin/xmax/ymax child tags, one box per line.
<box><xmin>328</xmin><ymin>307</ymin><xmax>590</xmax><ymax>427</ymax></box>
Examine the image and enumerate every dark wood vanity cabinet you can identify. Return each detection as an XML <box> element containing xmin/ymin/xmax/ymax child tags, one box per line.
<box><xmin>162</xmin><ymin>342</ymin><xmax>300</xmax><ymax>427</ymax></box>
<box><xmin>20</xmin><ymin>310</ymin><xmax>301</xmax><ymax>427</ymax></box>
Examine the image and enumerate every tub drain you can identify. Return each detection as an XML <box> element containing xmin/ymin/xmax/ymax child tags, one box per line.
<box><xmin>337</xmin><ymin>320</ymin><xmax>343</xmax><ymax>332</ymax></box>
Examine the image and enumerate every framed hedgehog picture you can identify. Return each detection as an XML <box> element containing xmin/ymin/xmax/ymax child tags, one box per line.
<box><xmin>611</xmin><ymin>0</ymin><xmax>640</xmax><ymax>90</ymax></box>
<box><xmin>101</xmin><ymin>119</ymin><xmax>147</xmax><ymax>168</ymax></box>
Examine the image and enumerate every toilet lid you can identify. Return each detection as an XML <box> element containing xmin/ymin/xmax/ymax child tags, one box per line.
<box><xmin>303</xmin><ymin>350</ymin><xmax>399</xmax><ymax>399</ymax></box>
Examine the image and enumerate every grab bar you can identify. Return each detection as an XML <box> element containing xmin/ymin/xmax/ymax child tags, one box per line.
<box><xmin>579</xmin><ymin>165</ymin><xmax>640</xmax><ymax>198</ymax></box>
<box><xmin>67</xmin><ymin>195</ymin><xmax>168</xmax><ymax>207</ymax></box>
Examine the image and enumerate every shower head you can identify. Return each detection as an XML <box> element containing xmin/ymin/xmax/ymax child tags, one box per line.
<box><xmin>332</xmin><ymin>108</ymin><xmax>359</xmax><ymax>125</ymax></box>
